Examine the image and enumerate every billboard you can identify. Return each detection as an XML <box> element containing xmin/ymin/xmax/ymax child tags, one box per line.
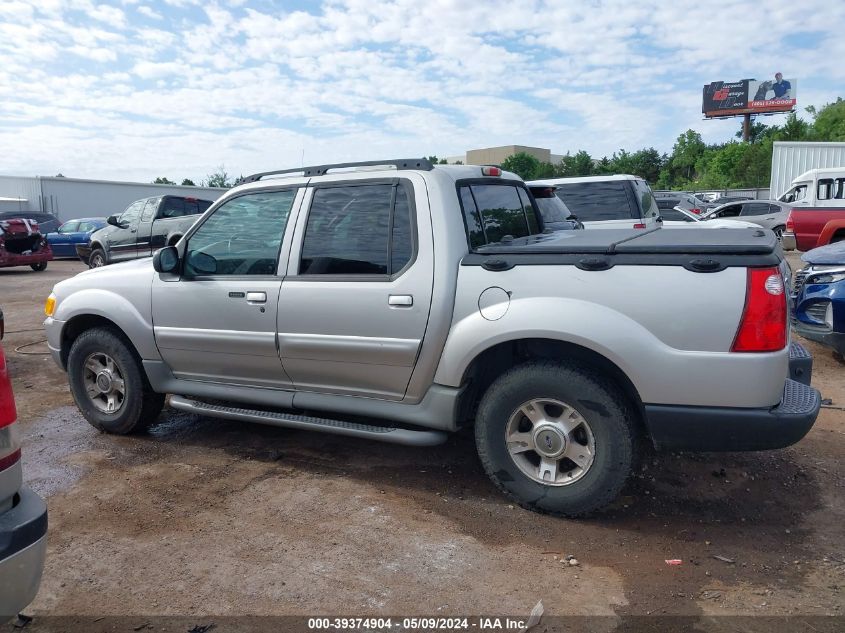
<box><xmin>702</xmin><ymin>76</ymin><xmax>796</xmax><ymax>118</ymax></box>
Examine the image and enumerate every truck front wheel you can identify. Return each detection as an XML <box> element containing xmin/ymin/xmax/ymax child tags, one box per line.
<box><xmin>89</xmin><ymin>248</ymin><xmax>106</xmax><ymax>268</ymax></box>
<box><xmin>475</xmin><ymin>360</ymin><xmax>636</xmax><ymax>517</ymax></box>
<box><xmin>67</xmin><ymin>328</ymin><xmax>165</xmax><ymax>434</ymax></box>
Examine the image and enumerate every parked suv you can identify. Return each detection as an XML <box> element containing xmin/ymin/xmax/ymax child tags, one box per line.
<box><xmin>78</xmin><ymin>195</ymin><xmax>213</xmax><ymax>267</ymax></box>
<box><xmin>45</xmin><ymin>159</ymin><xmax>819</xmax><ymax>517</ymax></box>
<box><xmin>527</xmin><ymin>175</ymin><xmax>660</xmax><ymax>229</ymax></box>
<box><xmin>0</xmin><ymin>309</ymin><xmax>48</xmax><ymax>622</ymax></box>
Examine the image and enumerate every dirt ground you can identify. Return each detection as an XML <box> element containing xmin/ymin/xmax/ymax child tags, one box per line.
<box><xmin>1</xmin><ymin>258</ymin><xmax>844</xmax><ymax>626</ymax></box>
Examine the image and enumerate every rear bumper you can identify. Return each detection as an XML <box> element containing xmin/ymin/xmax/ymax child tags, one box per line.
<box><xmin>0</xmin><ymin>487</ymin><xmax>48</xmax><ymax>622</ymax></box>
<box><xmin>781</xmin><ymin>231</ymin><xmax>797</xmax><ymax>251</ymax></box>
<box><xmin>645</xmin><ymin>347</ymin><xmax>819</xmax><ymax>451</ymax></box>
<box><xmin>0</xmin><ymin>249</ymin><xmax>52</xmax><ymax>269</ymax></box>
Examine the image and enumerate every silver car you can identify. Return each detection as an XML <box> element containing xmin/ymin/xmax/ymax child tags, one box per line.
<box><xmin>702</xmin><ymin>200</ymin><xmax>790</xmax><ymax>238</ymax></box>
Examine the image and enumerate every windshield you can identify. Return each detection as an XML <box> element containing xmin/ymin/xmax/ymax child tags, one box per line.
<box><xmin>779</xmin><ymin>183</ymin><xmax>808</xmax><ymax>203</ymax></box>
<box><xmin>530</xmin><ymin>188</ymin><xmax>573</xmax><ymax>223</ymax></box>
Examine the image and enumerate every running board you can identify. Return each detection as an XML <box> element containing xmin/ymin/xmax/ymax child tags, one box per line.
<box><xmin>168</xmin><ymin>395</ymin><xmax>448</xmax><ymax>447</ymax></box>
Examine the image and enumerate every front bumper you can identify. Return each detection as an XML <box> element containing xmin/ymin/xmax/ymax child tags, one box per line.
<box><xmin>781</xmin><ymin>231</ymin><xmax>797</xmax><ymax>251</ymax></box>
<box><xmin>0</xmin><ymin>487</ymin><xmax>48</xmax><ymax>623</ymax></box>
<box><xmin>75</xmin><ymin>243</ymin><xmax>91</xmax><ymax>266</ymax></box>
<box><xmin>644</xmin><ymin>346</ymin><xmax>819</xmax><ymax>451</ymax></box>
<box><xmin>793</xmin><ymin>324</ymin><xmax>845</xmax><ymax>356</ymax></box>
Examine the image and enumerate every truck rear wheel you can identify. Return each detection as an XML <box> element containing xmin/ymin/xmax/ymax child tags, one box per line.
<box><xmin>68</xmin><ymin>328</ymin><xmax>165</xmax><ymax>434</ymax></box>
<box><xmin>475</xmin><ymin>360</ymin><xmax>635</xmax><ymax>517</ymax></box>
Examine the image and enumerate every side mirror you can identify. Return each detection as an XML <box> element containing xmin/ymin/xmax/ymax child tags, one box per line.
<box><xmin>185</xmin><ymin>251</ymin><xmax>217</xmax><ymax>276</ymax></box>
<box><xmin>107</xmin><ymin>215</ymin><xmax>120</xmax><ymax>227</ymax></box>
<box><xmin>153</xmin><ymin>246</ymin><xmax>180</xmax><ymax>273</ymax></box>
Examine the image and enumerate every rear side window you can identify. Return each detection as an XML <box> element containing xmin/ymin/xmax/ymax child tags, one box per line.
<box><xmin>741</xmin><ymin>203</ymin><xmax>772</xmax><ymax>216</ymax></box>
<box><xmin>818</xmin><ymin>179</ymin><xmax>834</xmax><ymax>201</ymax></box>
<box><xmin>554</xmin><ymin>181</ymin><xmax>636</xmax><ymax>221</ymax></box>
<box><xmin>632</xmin><ymin>179</ymin><xmax>659</xmax><ymax>218</ymax></box>
<box><xmin>300</xmin><ymin>182</ymin><xmax>414</xmax><ymax>276</ymax></box>
<box><xmin>160</xmin><ymin>197</ymin><xmax>211</xmax><ymax>218</ymax></box>
<box><xmin>458</xmin><ymin>183</ymin><xmax>538</xmax><ymax>248</ymax></box>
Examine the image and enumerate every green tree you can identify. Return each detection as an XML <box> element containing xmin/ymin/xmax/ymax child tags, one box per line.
<box><xmin>153</xmin><ymin>176</ymin><xmax>175</xmax><ymax>184</ymax></box>
<box><xmin>777</xmin><ymin>112</ymin><xmax>810</xmax><ymax>141</ymax></box>
<box><xmin>204</xmin><ymin>166</ymin><xmax>234</xmax><ymax>188</ymax></box>
<box><xmin>181</xmin><ymin>178</ymin><xmax>196</xmax><ymax>186</ymax></box>
<box><xmin>556</xmin><ymin>150</ymin><xmax>594</xmax><ymax>177</ymax></box>
<box><xmin>671</xmin><ymin>129</ymin><xmax>706</xmax><ymax>182</ymax></box>
<box><xmin>501</xmin><ymin>152</ymin><xmax>541</xmax><ymax>180</ymax></box>
<box><xmin>809</xmin><ymin>98</ymin><xmax>845</xmax><ymax>141</ymax></box>
<box><xmin>533</xmin><ymin>161</ymin><xmax>557</xmax><ymax>179</ymax></box>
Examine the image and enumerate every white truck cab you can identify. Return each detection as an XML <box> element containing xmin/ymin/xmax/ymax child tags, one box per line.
<box><xmin>527</xmin><ymin>174</ymin><xmax>661</xmax><ymax>229</ymax></box>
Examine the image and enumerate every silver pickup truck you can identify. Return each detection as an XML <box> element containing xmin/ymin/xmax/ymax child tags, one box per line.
<box><xmin>43</xmin><ymin>159</ymin><xmax>820</xmax><ymax>516</ymax></box>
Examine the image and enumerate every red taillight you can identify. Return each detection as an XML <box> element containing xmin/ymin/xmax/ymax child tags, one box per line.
<box><xmin>786</xmin><ymin>211</ymin><xmax>794</xmax><ymax>232</ymax></box>
<box><xmin>633</xmin><ymin>223</ymin><xmax>646</xmax><ymax>229</ymax></box>
<box><xmin>481</xmin><ymin>166</ymin><xmax>502</xmax><ymax>176</ymax></box>
<box><xmin>691</xmin><ymin>208</ymin><xmax>701</xmax><ymax>215</ymax></box>
<box><xmin>0</xmin><ymin>347</ymin><xmax>21</xmax><ymax>472</ymax></box>
<box><xmin>0</xmin><ymin>346</ymin><xmax>15</xmax><ymax>429</ymax></box>
<box><xmin>731</xmin><ymin>267</ymin><xmax>787</xmax><ymax>353</ymax></box>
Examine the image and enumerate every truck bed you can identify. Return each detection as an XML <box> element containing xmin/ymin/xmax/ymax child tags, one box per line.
<box><xmin>466</xmin><ymin>227</ymin><xmax>780</xmax><ymax>271</ymax></box>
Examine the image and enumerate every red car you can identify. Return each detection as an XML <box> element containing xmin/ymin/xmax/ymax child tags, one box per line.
<box><xmin>0</xmin><ymin>219</ymin><xmax>52</xmax><ymax>271</ymax></box>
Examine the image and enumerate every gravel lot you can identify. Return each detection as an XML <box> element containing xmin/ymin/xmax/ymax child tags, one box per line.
<box><xmin>2</xmin><ymin>257</ymin><xmax>844</xmax><ymax>624</ymax></box>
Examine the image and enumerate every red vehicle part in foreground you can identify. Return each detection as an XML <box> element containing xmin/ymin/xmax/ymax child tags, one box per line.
<box><xmin>786</xmin><ymin>206</ymin><xmax>845</xmax><ymax>251</ymax></box>
<box><xmin>0</xmin><ymin>219</ymin><xmax>53</xmax><ymax>270</ymax></box>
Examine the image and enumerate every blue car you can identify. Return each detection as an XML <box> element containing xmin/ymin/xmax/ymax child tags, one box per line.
<box><xmin>792</xmin><ymin>241</ymin><xmax>845</xmax><ymax>355</ymax></box>
<box><xmin>46</xmin><ymin>217</ymin><xmax>106</xmax><ymax>258</ymax></box>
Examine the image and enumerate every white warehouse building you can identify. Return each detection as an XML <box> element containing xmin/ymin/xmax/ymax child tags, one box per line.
<box><xmin>0</xmin><ymin>175</ymin><xmax>227</xmax><ymax>223</ymax></box>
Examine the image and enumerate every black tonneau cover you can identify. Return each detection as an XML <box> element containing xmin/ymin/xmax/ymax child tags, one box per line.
<box><xmin>463</xmin><ymin>227</ymin><xmax>781</xmax><ymax>272</ymax></box>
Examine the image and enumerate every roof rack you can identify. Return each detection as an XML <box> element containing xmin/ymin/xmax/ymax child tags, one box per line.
<box><xmin>240</xmin><ymin>158</ymin><xmax>435</xmax><ymax>184</ymax></box>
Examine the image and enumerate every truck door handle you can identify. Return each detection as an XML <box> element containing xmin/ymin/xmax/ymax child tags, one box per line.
<box><xmin>388</xmin><ymin>295</ymin><xmax>413</xmax><ymax>307</ymax></box>
<box><xmin>246</xmin><ymin>292</ymin><xmax>267</xmax><ymax>303</ymax></box>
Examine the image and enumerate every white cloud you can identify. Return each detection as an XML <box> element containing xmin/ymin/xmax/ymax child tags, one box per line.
<box><xmin>0</xmin><ymin>0</ymin><xmax>841</xmax><ymax>181</ymax></box>
<box><xmin>137</xmin><ymin>5</ymin><xmax>163</xmax><ymax>20</ymax></box>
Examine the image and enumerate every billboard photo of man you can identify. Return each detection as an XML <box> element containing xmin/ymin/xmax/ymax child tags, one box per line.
<box><xmin>747</xmin><ymin>74</ymin><xmax>796</xmax><ymax>112</ymax></box>
<box><xmin>771</xmin><ymin>72</ymin><xmax>792</xmax><ymax>99</ymax></box>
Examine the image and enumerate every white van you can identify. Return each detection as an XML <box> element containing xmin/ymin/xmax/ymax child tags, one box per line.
<box><xmin>779</xmin><ymin>168</ymin><xmax>845</xmax><ymax>207</ymax></box>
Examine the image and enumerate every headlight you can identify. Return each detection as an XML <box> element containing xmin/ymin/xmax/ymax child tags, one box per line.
<box><xmin>808</xmin><ymin>272</ymin><xmax>845</xmax><ymax>284</ymax></box>
<box><xmin>44</xmin><ymin>293</ymin><xmax>56</xmax><ymax>317</ymax></box>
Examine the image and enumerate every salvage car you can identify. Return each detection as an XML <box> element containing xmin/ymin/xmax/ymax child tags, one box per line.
<box><xmin>78</xmin><ymin>195</ymin><xmax>213</xmax><ymax>268</ymax></box>
<box><xmin>791</xmin><ymin>240</ymin><xmax>845</xmax><ymax>355</ymax></box>
<box><xmin>658</xmin><ymin>205</ymin><xmax>763</xmax><ymax>229</ymax></box>
<box><xmin>0</xmin><ymin>218</ymin><xmax>53</xmax><ymax>272</ymax></box>
<box><xmin>702</xmin><ymin>201</ymin><xmax>790</xmax><ymax>238</ymax></box>
<box><xmin>0</xmin><ymin>308</ymin><xmax>48</xmax><ymax>622</ymax></box>
<box><xmin>44</xmin><ymin>159</ymin><xmax>820</xmax><ymax>517</ymax></box>
<box><xmin>47</xmin><ymin>218</ymin><xmax>106</xmax><ymax>258</ymax></box>
<box><xmin>0</xmin><ymin>212</ymin><xmax>60</xmax><ymax>235</ymax></box>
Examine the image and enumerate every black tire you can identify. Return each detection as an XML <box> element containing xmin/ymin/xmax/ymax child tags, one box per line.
<box><xmin>67</xmin><ymin>328</ymin><xmax>165</xmax><ymax>434</ymax></box>
<box><xmin>89</xmin><ymin>248</ymin><xmax>106</xmax><ymax>268</ymax></box>
<box><xmin>475</xmin><ymin>360</ymin><xmax>636</xmax><ymax>517</ymax></box>
<box><xmin>30</xmin><ymin>261</ymin><xmax>48</xmax><ymax>272</ymax></box>
<box><xmin>773</xmin><ymin>225</ymin><xmax>785</xmax><ymax>240</ymax></box>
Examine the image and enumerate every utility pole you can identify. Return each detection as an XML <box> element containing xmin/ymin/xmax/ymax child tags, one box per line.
<box><xmin>742</xmin><ymin>113</ymin><xmax>751</xmax><ymax>142</ymax></box>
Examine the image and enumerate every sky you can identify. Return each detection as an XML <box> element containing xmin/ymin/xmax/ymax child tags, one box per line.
<box><xmin>0</xmin><ymin>0</ymin><xmax>841</xmax><ymax>183</ymax></box>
